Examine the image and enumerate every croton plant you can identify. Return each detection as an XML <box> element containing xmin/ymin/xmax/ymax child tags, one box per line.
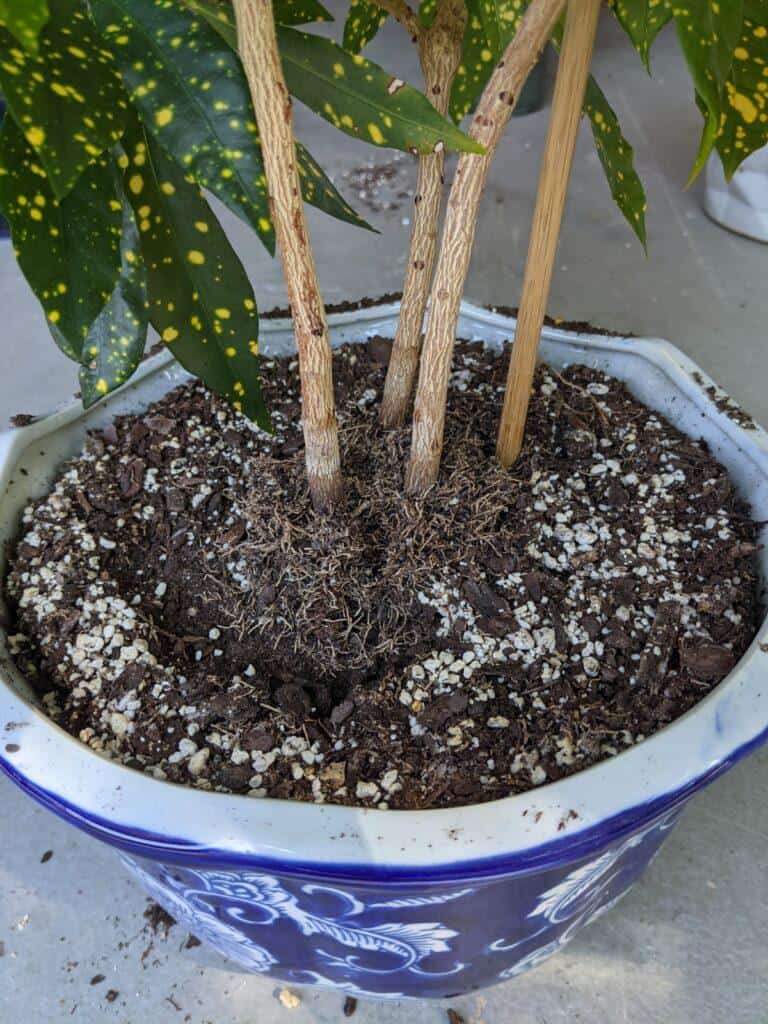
<box><xmin>0</xmin><ymin>0</ymin><xmax>766</xmax><ymax>508</ymax></box>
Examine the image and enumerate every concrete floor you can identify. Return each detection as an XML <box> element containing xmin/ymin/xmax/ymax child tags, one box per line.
<box><xmin>2</xmin><ymin>10</ymin><xmax>768</xmax><ymax>1023</ymax></box>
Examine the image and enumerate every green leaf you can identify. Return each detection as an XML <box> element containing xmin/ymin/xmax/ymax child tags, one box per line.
<box><xmin>0</xmin><ymin>0</ymin><xmax>129</xmax><ymax>199</ymax></box>
<box><xmin>547</xmin><ymin>19</ymin><xmax>649</xmax><ymax>248</ymax></box>
<box><xmin>120</xmin><ymin>122</ymin><xmax>268</xmax><ymax>426</ymax></box>
<box><xmin>608</xmin><ymin>0</ymin><xmax>672</xmax><ymax>70</ymax></box>
<box><xmin>0</xmin><ymin>113</ymin><xmax>122</xmax><ymax>358</ymax></box>
<box><xmin>277</xmin><ymin>26</ymin><xmax>485</xmax><ymax>153</ymax></box>
<box><xmin>673</xmin><ymin>0</ymin><xmax>745</xmax><ymax>179</ymax></box>
<box><xmin>451</xmin><ymin>0</ymin><xmax>523</xmax><ymax>122</ymax></box>
<box><xmin>177</xmin><ymin>0</ymin><xmax>373</xmax><ymax>231</ymax></box>
<box><xmin>715</xmin><ymin>0</ymin><xmax>768</xmax><ymax>178</ymax></box>
<box><xmin>584</xmin><ymin>76</ymin><xmax>648</xmax><ymax>248</ymax></box>
<box><xmin>94</xmin><ymin>0</ymin><xmax>372</xmax><ymax>252</ymax></box>
<box><xmin>343</xmin><ymin>0</ymin><xmax>388</xmax><ymax>53</ymax></box>
<box><xmin>181</xmin><ymin>0</ymin><xmax>332</xmax><ymax>42</ymax></box>
<box><xmin>296</xmin><ymin>140</ymin><xmax>375</xmax><ymax>230</ymax></box>
<box><xmin>79</xmin><ymin>172</ymin><xmax>148</xmax><ymax>406</ymax></box>
<box><xmin>477</xmin><ymin>0</ymin><xmax>503</xmax><ymax>55</ymax></box>
<box><xmin>419</xmin><ymin>0</ymin><xmax>439</xmax><ymax>28</ymax></box>
<box><xmin>180</xmin><ymin>0</ymin><xmax>236</xmax><ymax>46</ymax></box>
<box><xmin>92</xmin><ymin>0</ymin><xmax>276</xmax><ymax>254</ymax></box>
<box><xmin>0</xmin><ymin>0</ymin><xmax>49</xmax><ymax>55</ymax></box>
<box><xmin>274</xmin><ymin>0</ymin><xmax>333</xmax><ymax>25</ymax></box>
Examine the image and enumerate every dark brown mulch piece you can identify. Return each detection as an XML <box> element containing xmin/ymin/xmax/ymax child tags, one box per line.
<box><xmin>4</xmin><ymin>338</ymin><xmax>759</xmax><ymax>811</ymax></box>
<box><xmin>9</xmin><ymin>413</ymin><xmax>38</xmax><ymax>428</ymax></box>
<box><xmin>367</xmin><ymin>335</ymin><xmax>392</xmax><ymax>365</ymax></box>
<box><xmin>184</xmin><ymin>934</ymin><xmax>201</xmax><ymax>950</ymax></box>
<box><xmin>682</xmin><ymin>643</ymin><xmax>736</xmax><ymax>682</ymax></box>
<box><xmin>447</xmin><ymin>1009</ymin><xmax>466</xmax><ymax>1024</ymax></box>
<box><xmin>143</xmin><ymin>902</ymin><xmax>176</xmax><ymax>939</ymax></box>
<box><xmin>40</xmin><ymin>849</ymin><xmax>54</xmax><ymax>864</ymax></box>
<box><xmin>343</xmin><ymin>995</ymin><xmax>358</xmax><ymax>1017</ymax></box>
<box><xmin>105</xmin><ymin>990</ymin><xmax>119</xmax><ymax>1003</ymax></box>
<box><xmin>90</xmin><ymin>974</ymin><xmax>105</xmax><ymax>985</ymax></box>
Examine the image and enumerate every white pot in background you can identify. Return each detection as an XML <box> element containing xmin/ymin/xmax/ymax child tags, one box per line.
<box><xmin>704</xmin><ymin>148</ymin><xmax>768</xmax><ymax>242</ymax></box>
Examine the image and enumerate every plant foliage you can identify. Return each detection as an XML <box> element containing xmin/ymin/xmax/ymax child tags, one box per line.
<box><xmin>610</xmin><ymin>0</ymin><xmax>768</xmax><ymax>180</ymax></box>
<box><xmin>2</xmin><ymin>0</ymin><xmax>768</xmax><ymax>426</ymax></box>
<box><xmin>0</xmin><ymin>0</ymin><xmax>475</xmax><ymax>415</ymax></box>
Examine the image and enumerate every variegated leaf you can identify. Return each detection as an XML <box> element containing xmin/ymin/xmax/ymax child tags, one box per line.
<box><xmin>673</xmin><ymin>0</ymin><xmax>745</xmax><ymax>178</ymax></box>
<box><xmin>0</xmin><ymin>0</ymin><xmax>129</xmax><ymax>197</ymax></box>
<box><xmin>584</xmin><ymin>76</ymin><xmax>647</xmax><ymax>247</ymax></box>
<box><xmin>608</xmin><ymin>0</ymin><xmax>672</xmax><ymax>70</ymax></box>
<box><xmin>185</xmin><ymin>0</ymin><xmax>332</xmax><ymax>30</ymax></box>
<box><xmin>104</xmin><ymin>0</ymin><xmax>370</xmax><ymax>239</ymax></box>
<box><xmin>551</xmin><ymin>18</ymin><xmax>648</xmax><ymax>247</ymax></box>
<box><xmin>343</xmin><ymin>0</ymin><xmax>388</xmax><ymax>53</ymax></box>
<box><xmin>0</xmin><ymin>113</ymin><xmax>122</xmax><ymax>358</ymax></box>
<box><xmin>79</xmin><ymin>172</ymin><xmax>148</xmax><ymax>406</ymax></box>
<box><xmin>450</xmin><ymin>0</ymin><xmax>524</xmax><ymax>122</ymax></box>
<box><xmin>716</xmin><ymin>0</ymin><xmax>768</xmax><ymax>178</ymax></box>
<box><xmin>0</xmin><ymin>0</ymin><xmax>49</xmax><ymax>54</ymax></box>
<box><xmin>120</xmin><ymin>122</ymin><xmax>268</xmax><ymax>426</ymax></box>
<box><xmin>92</xmin><ymin>0</ymin><xmax>276</xmax><ymax>253</ymax></box>
<box><xmin>419</xmin><ymin>0</ymin><xmax>439</xmax><ymax>28</ymax></box>
<box><xmin>278</xmin><ymin>26</ymin><xmax>484</xmax><ymax>153</ymax></box>
<box><xmin>274</xmin><ymin>0</ymin><xmax>333</xmax><ymax>25</ymax></box>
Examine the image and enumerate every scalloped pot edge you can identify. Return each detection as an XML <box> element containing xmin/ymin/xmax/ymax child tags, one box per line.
<box><xmin>1</xmin><ymin>300</ymin><xmax>768</xmax><ymax>882</ymax></box>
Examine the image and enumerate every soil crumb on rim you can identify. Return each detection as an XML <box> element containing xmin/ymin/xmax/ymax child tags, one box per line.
<box><xmin>4</xmin><ymin>338</ymin><xmax>760</xmax><ymax>810</ymax></box>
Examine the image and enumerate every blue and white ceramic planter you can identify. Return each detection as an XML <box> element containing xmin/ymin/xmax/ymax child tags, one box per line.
<box><xmin>2</xmin><ymin>301</ymin><xmax>768</xmax><ymax>999</ymax></box>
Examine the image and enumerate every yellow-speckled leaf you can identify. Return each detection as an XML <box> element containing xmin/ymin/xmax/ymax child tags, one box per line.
<box><xmin>0</xmin><ymin>0</ymin><xmax>49</xmax><ymax>55</ymax></box>
<box><xmin>121</xmin><ymin>122</ymin><xmax>268</xmax><ymax>426</ymax></box>
<box><xmin>95</xmin><ymin>0</ymin><xmax>371</xmax><ymax>250</ymax></box>
<box><xmin>478</xmin><ymin>0</ymin><xmax>503</xmax><ymax>55</ymax></box>
<box><xmin>673</xmin><ymin>0</ymin><xmax>744</xmax><ymax>179</ymax></box>
<box><xmin>80</xmin><ymin>173</ymin><xmax>148</xmax><ymax>406</ymax></box>
<box><xmin>584</xmin><ymin>76</ymin><xmax>647</xmax><ymax>248</ymax></box>
<box><xmin>419</xmin><ymin>0</ymin><xmax>439</xmax><ymax>28</ymax></box>
<box><xmin>608</xmin><ymin>0</ymin><xmax>672</xmax><ymax>70</ymax></box>
<box><xmin>0</xmin><ymin>0</ymin><xmax>130</xmax><ymax>198</ymax></box>
<box><xmin>450</xmin><ymin>0</ymin><xmax>522</xmax><ymax>123</ymax></box>
<box><xmin>277</xmin><ymin>26</ymin><xmax>484</xmax><ymax>154</ymax></box>
<box><xmin>548</xmin><ymin>19</ymin><xmax>649</xmax><ymax>248</ymax></box>
<box><xmin>0</xmin><ymin>114</ymin><xmax>122</xmax><ymax>357</ymax></box>
<box><xmin>274</xmin><ymin>0</ymin><xmax>333</xmax><ymax>25</ymax></box>
<box><xmin>92</xmin><ymin>0</ymin><xmax>276</xmax><ymax>254</ymax></box>
<box><xmin>715</xmin><ymin>0</ymin><xmax>768</xmax><ymax>178</ymax></box>
<box><xmin>295</xmin><ymin>140</ymin><xmax>374</xmax><ymax>231</ymax></box>
<box><xmin>181</xmin><ymin>0</ymin><xmax>332</xmax><ymax>41</ymax></box>
<box><xmin>180</xmin><ymin>0</ymin><xmax>236</xmax><ymax>44</ymax></box>
<box><xmin>343</xmin><ymin>0</ymin><xmax>388</xmax><ymax>53</ymax></box>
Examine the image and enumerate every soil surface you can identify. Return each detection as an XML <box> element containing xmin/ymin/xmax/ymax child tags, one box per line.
<box><xmin>5</xmin><ymin>339</ymin><xmax>760</xmax><ymax>809</ymax></box>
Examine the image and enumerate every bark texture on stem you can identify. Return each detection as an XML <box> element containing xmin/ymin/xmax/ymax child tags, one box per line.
<box><xmin>405</xmin><ymin>0</ymin><xmax>566</xmax><ymax>494</ymax></box>
<box><xmin>497</xmin><ymin>0</ymin><xmax>601</xmax><ymax>467</ymax></box>
<box><xmin>234</xmin><ymin>0</ymin><xmax>342</xmax><ymax>511</ymax></box>
<box><xmin>379</xmin><ymin>0</ymin><xmax>466</xmax><ymax>428</ymax></box>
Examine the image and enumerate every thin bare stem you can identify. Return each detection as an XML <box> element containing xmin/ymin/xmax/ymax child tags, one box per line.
<box><xmin>497</xmin><ymin>0</ymin><xmax>602</xmax><ymax>466</ymax></box>
<box><xmin>405</xmin><ymin>0</ymin><xmax>566</xmax><ymax>494</ymax></box>
<box><xmin>233</xmin><ymin>0</ymin><xmax>342</xmax><ymax>511</ymax></box>
<box><xmin>380</xmin><ymin>0</ymin><xmax>466</xmax><ymax>428</ymax></box>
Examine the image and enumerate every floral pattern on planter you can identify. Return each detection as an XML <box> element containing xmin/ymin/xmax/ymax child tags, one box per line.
<box><xmin>120</xmin><ymin>807</ymin><xmax>680</xmax><ymax>998</ymax></box>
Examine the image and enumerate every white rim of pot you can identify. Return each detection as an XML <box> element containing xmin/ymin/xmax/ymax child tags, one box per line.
<box><xmin>1</xmin><ymin>300</ymin><xmax>767</xmax><ymax>880</ymax></box>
